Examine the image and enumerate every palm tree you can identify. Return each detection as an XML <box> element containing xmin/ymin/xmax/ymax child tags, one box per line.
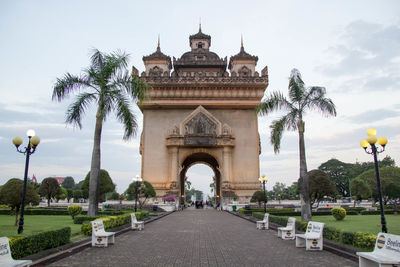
<box><xmin>256</xmin><ymin>69</ymin><xmax>336</xmax><ymax>221</ymax></box>
<box><xmin>52</xmin><ymin>49</ymin><xmax>149</xmax><ymax>216</ymax></box>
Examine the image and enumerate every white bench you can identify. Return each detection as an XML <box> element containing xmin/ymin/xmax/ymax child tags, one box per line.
<box><xmin>278</xmin><ymin>217</ymin><xmax>296</xmax><ymax>240</ymax></box>
<box><xmin>256</xmin><ymin>213</ymin><xmax>269</xmax><ymax>230</ymax></box>
<box><xmin>0</xmin><ymin>237</ymin><xmax>32</xmax><ymax>267</ymax></box>
<box><xmin>356</xmin><ymin>233</ymin><xmax>400</xmax><ymax>267</ymax></box>
<box><xmin>91</xmin><ymin>220</ymin><xmax>116</xmax><ymax>247</ymax></box>
<box><xmin>295</xmin><ymin>221</ymin><xmax>324</xmax><ymax>251</ymax></box>
<box><xmin>131</xmin><ymin>213</ymin><xmax>144</xmax><ymax>231</ymax></box>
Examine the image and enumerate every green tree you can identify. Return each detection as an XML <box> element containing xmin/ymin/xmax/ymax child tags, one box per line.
<box><xmin>109</xmin><ymin>191</ymin><xmax>120</xmax><ymax>200</ymax></box>
<box><xmin>318</xmin><ymin>159</ymin><xmax>354</xmax><ymax>197</ymax></box>
<box><xmin>319</xmin><ymin>156</ymin><xmax>396</xmax><ymax>197</ymax></box>
<box><xmin>250</xmin><ymin>190</ymin><xmax>266</xmax><ymax>207</ymax></box>
<box><xmin>52</xmin><ymin>49</ymin><xmax>149</xmax><ymax>216</ymax></box>
<box><xmin>67</xmin><ymin>189</ymin><xmax>74</xmax><ymax>203</ymax></box>
<box><xmin>73</xmin><ymin>190</ymin><xmax>83</xmax><ymax>202</ymax></box>
<box><xmin>350</xmin><ymin>179</ymin><xmax>371</xmax><ymax>205</ymax></box>
<box><xmin>354</xmin><ymin>166</ymin><xmax>400</xmax><ymax>204</ymax></box>
<box><xmin>308</xmin><ymin>169</ymin><xmax>337</xmax><ymax>208</ymax></box>
<box><xmin>39</xmin><ymin>178</ymin><xmax>62</xmax><ymax>207</ymax></box>
<box><xmin>272</xmin><ymin>182</ymin><xmax>286</xmax><ymax>200</ymax></box>
<box><xmin>126</xmin><ymin>180</ymin><xmax>156</xmax><ymax>208</ymax></box>
<box><xmin>209</xmin><ymin>181</ymin><xmax>215</xmax><ymax>193</ymax></box>
<box><xmin>82</xmin><ymin>169</ymin><xmax>115</xmax><ymax>203</ymax></box>
<box><xmin>55</xmin><ymin>187</ymin><xmax>68</xmax><ymax>202</ymax></box>
<box><xmin>61</xmin><ymin>176</ymin><xmax>75</xmax><ymax>189</ymax></box>
<box><xmin>385</xmin><ymin>182</ymin><xmax>400</xmax><ymax>214</ymax></box>
<box><xmin>256</xmin><ymin>69</ymin><xmax>336</xmax><ymax>221</ymax></box>
<box><xmin>284</xmin><ymin>182</ymin><xmax>299</xmax><ymax>200</ymax></box>
<box><xmin>0</xmin><ymin>178</ymin><xmax>40</xmax><ymax>225</ymax></box>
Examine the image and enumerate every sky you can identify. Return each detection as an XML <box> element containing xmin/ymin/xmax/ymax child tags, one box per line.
<box><xmin>1</xmin><ymin>1</ymin><xmax>399</xmax><ymax>196</ymax></box>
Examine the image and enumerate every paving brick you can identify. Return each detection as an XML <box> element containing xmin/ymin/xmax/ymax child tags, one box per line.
<box><xmin>49</xmin><ymin>209</ymin><xmax>357</xmax><ymax>267</ymax></box>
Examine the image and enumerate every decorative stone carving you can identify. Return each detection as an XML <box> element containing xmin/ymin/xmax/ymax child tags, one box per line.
<box><xmin>170</xmin><ymin>124</ymin><xmax>180</xmax><ymax>135</ymax></box>
<box><xmin>222</xmin><ymin>123</ymin><xmax>232</xmax><ymax>135</ymax></box>
<box><xmin>261</xmin><ymin>66</ymin><xmax>268</xmax><ymax>77</ymax></box>
<box><xmin>185</xmin><ymin>113</ymin><xmax>216</xmax><ymax>136</ymax></box>
<box><xmin>149</xmin><ymin>66</ymin><xmax>163</xmax><ymax>77</ymax></box>
<box><xmin>238</xmin><ymin>66</ymin><xmax>251</xmax><ymax>77</ymax></box>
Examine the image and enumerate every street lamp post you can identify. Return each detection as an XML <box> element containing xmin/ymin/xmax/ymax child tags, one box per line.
<box><xmin>258</xmin><ymin>174</ymin><xmax>268</xmax><ymax>213</ymax></box>
<box><xmin>360</xmin><ymin>128</ymin><xmax>388</xmax><ymax>233</ymax></box>
<box><xmin>12</xmin><ymin>129</ymin><xmax>40</xmax><ymax>234</ymax></box>
<box><xmin>133</xmin><ymin>175</ymin><xmax>142</xmax><ymax>212</ymax></box>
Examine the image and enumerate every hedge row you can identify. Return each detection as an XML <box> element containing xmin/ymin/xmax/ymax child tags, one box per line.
<box><xmin>360</xmin><ymin>210</ymin><xmax>395</xmax><ymax>215</ymax></box>
<box><xmin>73</xmin><ymin>215</ymin><xmax>102</xmax><ymax>224</ymax></box>
<box><xmin>9</xmin><ymin>227</ymin><xmax>71</xmax><ymax>259</ymax></box>
<box><xmin>252</xmin><ymin>212</ymin><xmax>376</xmax><ymax>250</ymax></box>
<box><xmin>239</xmin><ymin>208</ymin><xmax>295</xmax><ymax>215</ymax></box>
<box><xmin>81</xmin><ymin>211</ymin><xmax>149</xmax><ymax>236</ymax></box>
<box><xmin>0</xmin><ymin>209</ymin><xmax>125</xmax><ymax>216</ymax></box>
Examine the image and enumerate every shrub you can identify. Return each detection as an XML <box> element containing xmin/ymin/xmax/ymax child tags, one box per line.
<box><xmin>360</xmin><ymin>210</ymin><xmax>394</xmax><ymax>215</ymax></box>
<box><xmin>341</xmin><ymin>231</ymin><xmax>355</xmax><ymax>245</ymax></box>
<box><xmin>353</xmin><ymin>232</ymin><xmax>376</xmax><ymax>250</ymax></box>
<box><xmin>332</xmin><ymin>207</ymin><xmax>346</xmax><ymax>220</ymax></box>
<box><xmin>323</xmin><ymin>226</ymin><xmax>342</xmax><ymax>242</ymax></box>
<box><xmin>68</xmin><ymin>205</ymin><xmax>82</xmax><ymax>219</ymax></box>
<box><xmin>343</xmin><ymin>207</ymin><xmax>366</xmax><ymax>213</ymax></box>
<box><xmin>9</xmin><ymin>227</ymin><xmax>71</xmax><ymax>259</ymax></box>
<box><xmin>0</xmin><ymin>204</ymin><xmax>9</xmax><ymax>209</ymax></box>
<box><xmin>73</xmin><ymin>215</ymin><xmax>101</xmax><ymax>224</ymax></box>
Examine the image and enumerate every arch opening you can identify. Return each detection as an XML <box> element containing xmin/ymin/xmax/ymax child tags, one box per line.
<box><xmin>179</xmin><ymin>152</ymin><xmax>221</xmax><ymax>206</ymax></box>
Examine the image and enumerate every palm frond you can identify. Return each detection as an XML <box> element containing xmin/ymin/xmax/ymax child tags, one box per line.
<box><xmin>97</xmin><ymin>91</ymin><xmax>115</xmax><ymax>122</ymax></box>
<box><xmin>288</xmin><ymin>68</ymin><xmax>305</xmax><ymax>104</ymax></box>
<box><xmin>102</xmin><ymin>51</ymin><xmax>129</xmax><ymax>82</ymax></box>
<box><xmin>308</xmin><ymin>96</ymin><xmax>337</xmax><ymax>117</ymax></box>
<box><xmin>269</xmin><ymin>113</ymin><xmax>297</xmax><ymax>153</ymax></box>
<box><xmin>114</xmin><ymin>93</ymin><xmax>138</xmax><ymax>140</ymax></box>
<box><xmin>130</xmin><ymin>75</ymin><xmax>150</xmax><ymax>102</ymax></box>
<box><xmin>52</xmin><ymin>73</ymin><xmax>91</xmax><ymax>101</ymax></box>
<box><xmin>90</xmin><ymin>48</ymin><xmax>105</xmax><ymax>72</ymax></box>
<box><xmin>256</xmin><ymin>91</ymin><xmax>293</xmax><ymax>116</ymax></box>
<box><xmin>65</xmin><ymin>93</ymin><xmax>97</xmax><ymax>128</ymax></box>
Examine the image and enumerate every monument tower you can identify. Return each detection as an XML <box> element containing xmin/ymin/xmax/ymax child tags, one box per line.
<box><xmin>135</xmin><ymin>27</ymin><xmax>268</xmax><ymax>204</ymax></box>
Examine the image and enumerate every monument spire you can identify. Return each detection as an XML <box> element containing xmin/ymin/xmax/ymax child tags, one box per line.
<box><xmin>157</xmin><ymin>34</ymin><xmax>160</xmax><ymax>51</ymax></box>
<box><xmin>199</xmin><ymin>18</ymin><xmax>202</xmax><ymax>32</ymax></box>
<box><xmin>240</xmin><ymin>34</ymin><xmax>244</xmax><ymax>52</ymax></box>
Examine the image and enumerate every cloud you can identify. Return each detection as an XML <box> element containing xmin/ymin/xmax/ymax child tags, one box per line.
<box><xmin>344</xmin><ymin>108</ymin><xmax>400</xmax><ymax>124</ymax></box>
<box><xmin>319</xmin><ymin>20</ymin><xmax>400</xmax><ymax>93</ymax></box>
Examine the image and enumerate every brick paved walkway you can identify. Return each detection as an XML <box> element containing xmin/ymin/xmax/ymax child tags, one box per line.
<box><xmin>49</xmin><ymin>209</ymin><xmax>357</xmax><ymax>267</ymax></box>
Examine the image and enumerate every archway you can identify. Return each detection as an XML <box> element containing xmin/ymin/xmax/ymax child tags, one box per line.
<box><xmin>179</xmin><ymin>152</ymin><xmax>221</xmax><ymax>206</ymax></box>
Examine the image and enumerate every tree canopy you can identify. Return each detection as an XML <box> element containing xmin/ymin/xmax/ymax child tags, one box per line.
<box><xmin>352</xmin><ymin>166</ymin><xmax>400</xmax><ymax>203</ymax></box>
<box><xmin>308</xmin><ymin>169</ymin><xmax>337</xmax><ymax>207</ymax></box>
<box><xmin>0</xmin><ymin>178</ymin><xmax>40</xmax><ymax>225</ymax></box>
<box><xmin>39</xmin><ymin>178</ymin><xmax>62</xmax><ymax>207</ymax></box>
<box><xmin>319</xmin><ymin>156</ymin><xmax>396</xmax><ymax>197</ymax></box>
<box><xmin>250</xmin><ymin>190</ymin><xmax>266</xmax><ymax>207</ymax></box>
<box><xmin>82</xmin><ymin>169</ymin><xmax>115</xmax><ymax>203</ymax></box>
<box><xmin>126</xmin><ymin>180</ymin><xmax>156</xmax><ymax>208</ymax></box>
<box><xmin>61</xmin><ymin>176</ymin><xmax>75</xmax><ymax>189</ymax></box>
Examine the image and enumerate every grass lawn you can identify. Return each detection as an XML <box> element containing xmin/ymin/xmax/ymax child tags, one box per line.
<box><xmin>0</xmin><ymin>215</ymin><xmax>82</xmax><ymax>239</ymax></box>
<box><xmin>295</xmin><ymin>215</ymin><xmax>400</xmax><ymax>235</ymax></box>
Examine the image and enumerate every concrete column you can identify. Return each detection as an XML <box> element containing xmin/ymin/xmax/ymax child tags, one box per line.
<box><xmin>169</xmin><ymin>147</ymin><xmax>179</xmax><ymax>183</ymax></box>
<box><xmin>222</xmin><ymin>146</ymin><xmax>232</xmax><ymax>183</ymax></box>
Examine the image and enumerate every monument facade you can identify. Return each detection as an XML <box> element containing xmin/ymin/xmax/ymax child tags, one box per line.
<box><xmin>135</xmin><ymin>27</ymin><xmax>268</xmax><ymax>203</ymax></box>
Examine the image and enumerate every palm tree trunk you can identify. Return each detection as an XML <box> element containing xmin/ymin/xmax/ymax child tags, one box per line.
<box><xmin>298</xmin><ymin>118</ymin><xmax>312</xmax><ymax>221</ymax></box>
<box><xmin>87</xmin><ymin>106</ymin><xmax>103</xmax><ymax>216</ymax></box>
